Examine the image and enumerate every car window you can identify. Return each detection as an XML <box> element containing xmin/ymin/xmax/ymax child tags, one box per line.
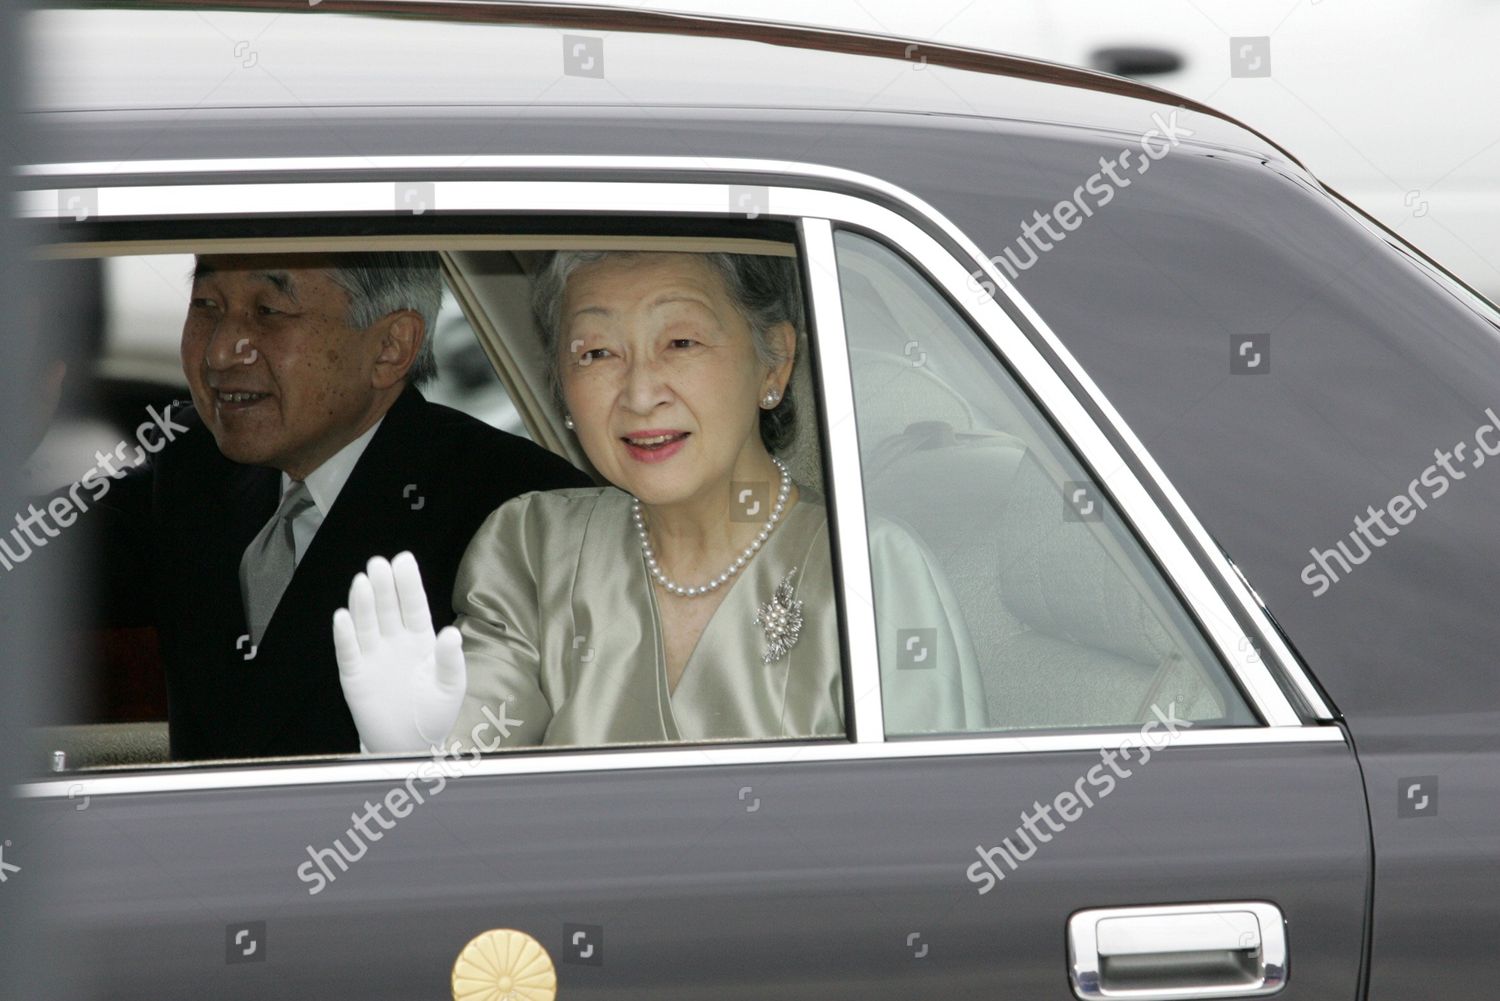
<box><xmin>26</xmin><ymin>241</ymin><xmax>846</xmax><ymax>774</ymax></box>
<box><xmin>834</xmin><ymin>230</ymin><xmax>1255</xmax><ymax>735</ymax></box>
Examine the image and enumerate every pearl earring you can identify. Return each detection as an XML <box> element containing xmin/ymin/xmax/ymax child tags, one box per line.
<box><xmin>762</xmin><ymin>389</ymin><xmax>781</xmax><ymax>409</ymax></box>
<box><xmin>564</xmin><ymin>414</ymin><xmax>576</xmax><ymax>430</ymax></box>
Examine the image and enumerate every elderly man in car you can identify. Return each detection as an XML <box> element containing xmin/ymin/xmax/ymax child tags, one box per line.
<box><xmin>71</xmin><ymin>251</ymin><xmax>585</xmax><ymax>760</ymax></box>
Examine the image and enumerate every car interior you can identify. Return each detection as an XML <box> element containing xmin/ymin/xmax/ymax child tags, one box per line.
<box><xmin>26</xmin><ymin>226</ymin><xmax>1251</xmax><ymax>776</ymax></box>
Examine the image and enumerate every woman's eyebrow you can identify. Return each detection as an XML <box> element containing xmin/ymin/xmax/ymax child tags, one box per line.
<box><xmin>650</xmin><ymin>292</ymin><xmax>713</xmax><ymax>308</ymax></box>
<box><xmin>567</xmin><ymin>292</ymin><xmax>715</xmax><ymax>321</ymax></box>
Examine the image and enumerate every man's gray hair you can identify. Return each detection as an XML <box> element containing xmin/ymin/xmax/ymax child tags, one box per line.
<box><xmin>326</xmin><ymin>251</ymin><xmax>444</xmax><ymax>387</ymax></box>
<box><xmin>532</xmin><ymin>250</ymin><xmax>804</xmax><ymax>452</ymax></box>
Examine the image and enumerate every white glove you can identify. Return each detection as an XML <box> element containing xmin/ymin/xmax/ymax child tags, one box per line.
<box><xmin>333</xmin><ymin>551</ymin><xmax>466</xmax><ymax>753</ymax></box>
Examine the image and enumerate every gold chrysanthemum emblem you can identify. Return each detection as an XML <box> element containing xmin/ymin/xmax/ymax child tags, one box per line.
<box><xmin>451</xmin><ymin>928</ymin><xmax>557</xmax><ymax>1001</ymax></box>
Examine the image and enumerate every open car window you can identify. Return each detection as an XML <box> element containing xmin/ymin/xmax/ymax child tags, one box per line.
<box><xmin>25</xmin><ymin>236</ymin><xmax>851</xmax><ymax>776</ymax></box>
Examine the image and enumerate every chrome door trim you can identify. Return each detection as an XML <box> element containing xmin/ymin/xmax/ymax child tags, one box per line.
<box><xmin>16</xmin><ymin>154</ymin><xmax>1334</xmax><ymax>721</ymax></box>
<box><xmin>800</xmin><ymin>218</ymin><xmax>884</xmax><ymax>744</ymax></box>
<box><xmin>18</xmin><ymin>725</ymin><xmax>1343</xmax><ymax>800</ymax></box>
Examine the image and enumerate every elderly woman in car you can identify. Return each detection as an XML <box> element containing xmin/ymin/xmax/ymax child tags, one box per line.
<box><xmin>334</xmin><ymin>250</ymin><xmax>985</xmax><ymax>751</ymax></box>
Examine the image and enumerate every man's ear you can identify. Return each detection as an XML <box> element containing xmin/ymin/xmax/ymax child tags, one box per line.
<box><xmin>372</xmin><ymin>311</ymin><xmax>424</xmax><ymax>389</ymax></box>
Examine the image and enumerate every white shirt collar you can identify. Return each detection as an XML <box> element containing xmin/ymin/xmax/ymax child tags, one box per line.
<box><xmin>281</xmin><ymin>416</ymin><xmax>384</xmax><ymax>515</ymax></box>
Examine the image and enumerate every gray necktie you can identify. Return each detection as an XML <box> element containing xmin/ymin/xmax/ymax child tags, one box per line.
<box><xmin>239</xmin><ymin>479</ymin><xmax>315</xmax><ymax>646</ymax></box>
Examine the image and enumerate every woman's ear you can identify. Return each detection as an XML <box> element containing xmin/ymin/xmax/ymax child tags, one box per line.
<box><xmin>766</xmin><ymin>321</ymin><xmax>796</xmax><ymax>394</ymax></box>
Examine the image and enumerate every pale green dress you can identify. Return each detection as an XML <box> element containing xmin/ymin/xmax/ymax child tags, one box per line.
<box><xmin>447</xmin><ymin>485</ymin><xmax>986</xmax><ymax>750</ymax></box>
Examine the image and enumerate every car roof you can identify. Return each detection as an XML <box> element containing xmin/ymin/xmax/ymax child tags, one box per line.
<box><xmin>26</xmin><ymin>0</ymin><xmax>1300</xmax><ymax>170</ymax></box>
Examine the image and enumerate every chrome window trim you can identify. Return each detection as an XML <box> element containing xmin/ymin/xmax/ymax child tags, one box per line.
<box><xmin>18</xmin><ymin>726</ymin><xmax>1343</xmax><ymax>800</ymax></box>
<box><xmin>17</xmin><ymin>155</ymin><xmax>1335</xmax><ymax>722</ymax></box>
<box><xmin>10</xmin><ymin>158</ymin><xmax>1342</xmax><ymax>800</ymax></box>
<box><xmin>799</xmin><ymin>218</ymin><xmax>884</xmax><ymax>743</ymax></box>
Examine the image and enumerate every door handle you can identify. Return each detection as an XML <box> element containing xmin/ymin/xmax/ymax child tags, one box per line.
<box><xmin>1068</xmin><ymin>901</ymin><xmax>1287</xmax><ymax>999</ymax></box>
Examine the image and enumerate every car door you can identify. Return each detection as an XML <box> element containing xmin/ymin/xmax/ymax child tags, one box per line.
<box><xmin>811</xmin><ymin>212</ymin><xmax>1370</xmax><ymax>998</ymax></box>
<box><xmin>17</xmin><ymin>166</ymin><xmax>1369</xmax><ymax>1000</ymax></box>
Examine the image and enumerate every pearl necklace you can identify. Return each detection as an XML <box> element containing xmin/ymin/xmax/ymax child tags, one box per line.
<box><xmin>633</xmin><ymin>457</ymin><xmax>791</xmax><ymax>598</ymax></box>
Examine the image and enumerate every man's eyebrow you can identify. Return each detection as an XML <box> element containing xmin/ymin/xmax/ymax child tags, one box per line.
<box><xmin>188</xmin><ymin>263</ymin><xmax>300</xmax><ymax>304</ymax></box>
<box><xmin>254</xmin><ymin>272</ymin><xmax>300</xmax><ymax>303</ymax></box>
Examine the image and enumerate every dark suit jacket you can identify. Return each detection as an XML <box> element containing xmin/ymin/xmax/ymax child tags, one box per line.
<box><xmin>91</xmin><ymin>387</ymin><xmax>588</xmax><ymax>760</ymax></box>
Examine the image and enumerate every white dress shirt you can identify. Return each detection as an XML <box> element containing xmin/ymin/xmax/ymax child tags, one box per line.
<box><xmin>282</xmin><ymin>417</ymin><xmax>383</xmax><ymax>565</ymax></box>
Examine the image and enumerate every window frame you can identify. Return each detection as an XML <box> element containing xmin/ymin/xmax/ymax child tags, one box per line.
<box><xmin>16</xmin><ymin>157</ymin><xmax>1338</xmax><ymax>803</ymax></box>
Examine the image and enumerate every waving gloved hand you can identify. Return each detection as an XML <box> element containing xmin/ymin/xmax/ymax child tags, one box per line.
<box><xmin>333</xmin><ymin>551</ymin><xmax>466</xmax><ymax>753</ymax></box>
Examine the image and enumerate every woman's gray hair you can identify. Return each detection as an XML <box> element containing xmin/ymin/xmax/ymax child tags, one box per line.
<box><xmin>325</xmin><ymin>251</ymin><xmax>444</xmax><ymax>387</ymax></box>
<box><xmin>532</xmin><ymin>250</ymin><xmax>805</xmax><ymax>452</ymax></box>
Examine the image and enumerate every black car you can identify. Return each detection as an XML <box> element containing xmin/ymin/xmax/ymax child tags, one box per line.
<box><xmin>9</xmin><ymin>3</ymin><xmax>1500</xmax><ymax>999</ymax></box>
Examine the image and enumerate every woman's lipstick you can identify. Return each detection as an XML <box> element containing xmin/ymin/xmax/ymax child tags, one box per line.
<box><xmin>621</xmin><ymin>429</ymin><xmax>690</xmax><ymax>464</ymax></box>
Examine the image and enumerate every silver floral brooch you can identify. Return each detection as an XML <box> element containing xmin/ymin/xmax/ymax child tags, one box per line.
<box><xmin>754</xmin><ymin>567</ymin><xmax>804</xmax><ymax>664</ymax></box>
